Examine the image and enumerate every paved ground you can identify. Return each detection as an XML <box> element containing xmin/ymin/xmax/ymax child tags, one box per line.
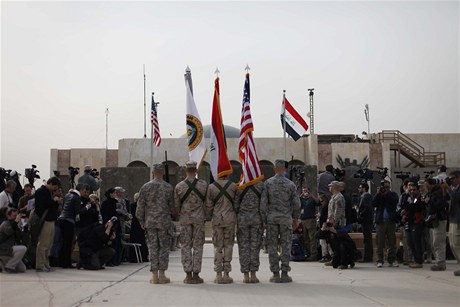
<box><xmin>1</xmin><ymin>244</ymin><xmax>459</xmax><ymax>307</ymax></box>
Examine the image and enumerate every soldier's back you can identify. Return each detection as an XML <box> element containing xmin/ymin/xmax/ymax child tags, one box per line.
<box><xmin>175</xmin><ymin>178</ymin><xmax>208</xmax><ymax>225</ymax></box>
<box><xmin>207</xmin><ymin>179</ymin><xmax>237</xmax><ymax>227</ymax></box>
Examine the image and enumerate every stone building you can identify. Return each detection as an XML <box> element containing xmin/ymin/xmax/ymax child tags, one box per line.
<box><xmin>50</xmin><ymin>127</ymin><xmax>459</xmax><ymax>198</ymax></box>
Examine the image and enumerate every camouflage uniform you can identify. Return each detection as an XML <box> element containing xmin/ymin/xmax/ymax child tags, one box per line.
<box><xmin>261</xmin><ymin>174</ymin><xmax>301</xmax><ymax>273</ymax></box>
<box><xmin>328</xmin><ymin>192</ymin><xmax>346</xmax><ymax>227</ymax></box>
<box><xmin>235</xmin><ymin>182</ymin><xmax>264</xmax><ymax>273</ymax></box>
<box><xmin>174</xmin><ymin>177</ymin><xmax>208</xmax><ymax>273</ymax></box>
<box><xmin>136</xmin><ymin>177</ymin><xmax>174</xmax><ymax>272</ymax></box>
<box><xmin>206</xmin><ymin>179</ymin><xmax>237</xmax><ymax>274</ymax></box>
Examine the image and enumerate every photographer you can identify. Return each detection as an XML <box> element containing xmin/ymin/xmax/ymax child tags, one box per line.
<box><xmin>0</xmin><ymin>208</ymin><xmax>28</xmax><ymax>273</ymax></box>
<box><xmin>447</xmin><ymin>170</ymin><xmax>460</xmax><ymax>276</ymax></box>
<box><xmin>319</xmin><ymin>217</ymin><xmax>357</xmax><ymax>269</ymax></box>
<box><xmin>396</xmin><ymin>179</ymin><xmax>413</xmax><ymax>265</ymax></box>
<box><xmin>404</xmin><ymin>183</ymin><xmax>426</xmax><ymax>268</ymax></box>
<box><xmin>357</xmin><ymin>182</ymin><xmax>373</xmax><ymax>262</ymax></box>
<box><xmin>372</xmin><ymin>179</ymin><xmax>399</xmax><ymax>268</ymax></box>
<box><xmin>77</xmin><ymin>217</ymin><xmax>116</xmax><ymax>270</ymax></box>
<box><xmin>58</xmin><ymin>183</ymin><xmax>90</xmax><ymax>268</ymax></box>
<box><xmin>424</xmin><ymin>178</ymin><xmax>448</xmax><ymax>271</ymax></box>
<box><xmin>0</xmin><ymin>180</ymin><xmax>17</xmax><ymax>209</ymax></box>
<box><xmin>77</xmin><ymin>165</ymin><xmax>101</xmax><ymax>193</ymax></box>
<box><xmin>299</xmin><ymin>186</ymin><xmax>320</xmax><ymax>261</ymax></box>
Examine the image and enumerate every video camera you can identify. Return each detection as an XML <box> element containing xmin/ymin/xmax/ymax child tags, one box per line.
<box><xmin>333</xmin><ymin>168</ymin><xmax>345</xmax><ymax>181</ymax></box>
<box><xmin>426</xmin><ymin>177</ymin><xmax>452</xmax><ymax>186</ymax></box>
<box><xmin>68</xmin><ymin>166</ymin><xmax>80</xmax><ymax>179</ymax></box>
<box><xmin>90</xmin><ymin>168</ymin><xmax>100</xmax><ymax>179</ymax></box>
<box><xmin>394</xmin><ymin>171</ymin><xmax>411</xmax><ymax>181</ymax></box>
<box><xmin>353</xmin><ymin>168</ymin><xmax>374</xmax><ymax>180</ymax></box>
<box><xmin>24</xmin><ymin>165</ymin><xmax>40</xmax><ymax>186</ymax></box>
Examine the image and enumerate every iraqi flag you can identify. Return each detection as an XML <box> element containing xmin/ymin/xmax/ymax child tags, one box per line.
<box><xmin>210</xmin><ymin>77</ymin><xmax>233</xmax><ymax>179</ymax></box>
<box><xmin>280</xmin><ymin>96</ymin><xmax>308</xmax><ymax>141</ymax></box>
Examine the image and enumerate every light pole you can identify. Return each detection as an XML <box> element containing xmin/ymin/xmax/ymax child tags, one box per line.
<box><xmin>364</xmin><ymin>104</ymin><xmax>370</xmax><ymax>136</ymax></box>
<box><xmin>105</xmin><ymin>107</ymin><xmax>109</xmax><ymax>149</ymax></box>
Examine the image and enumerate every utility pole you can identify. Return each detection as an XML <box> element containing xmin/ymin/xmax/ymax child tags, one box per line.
<box><xmin>143</xmin><ymin>64</ymin><xmax>147</xmax><ymax>138</ymax></box>
<box><xmin>105</xmin><ymin>107</ymin><xmax>109</xmax><ymax>149</ymax></box>
<box><xmin>308</xmin><ymin>88</ymin><xmax>314</xmax><ymax>134</ymax></box>
<box><xmin>364</xmin><ymin>104</ymin><xmax>370</xmax><ymax>136</ymax></box>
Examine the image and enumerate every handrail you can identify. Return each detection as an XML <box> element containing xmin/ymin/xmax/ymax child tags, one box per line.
<box><xmin>378</xmin><ymin>130</ymin><xmax>446</xmax><ymax>167</ymax></box>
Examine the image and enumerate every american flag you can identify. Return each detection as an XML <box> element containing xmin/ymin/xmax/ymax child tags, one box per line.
<box><xmin>238</xmin><ymin>73</ymin><xmax>263</xmax><ymax>188</ymax></box>
<box><xmin>151</xmin><ymin>93</ymin><xmax>161</xmax><ymax>147</ymax></box>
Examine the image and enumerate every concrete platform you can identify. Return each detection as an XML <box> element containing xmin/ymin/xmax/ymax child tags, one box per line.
<box><xmin>1</xmin><ymin>244</ymin><xmax>459</xmax><ymax>307</ymax></box>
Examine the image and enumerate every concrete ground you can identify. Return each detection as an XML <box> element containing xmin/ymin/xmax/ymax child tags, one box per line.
<box><xmin>1</xmin><ymin>244</ymin><xmax>459</xmax><ymax>307</ymax></box>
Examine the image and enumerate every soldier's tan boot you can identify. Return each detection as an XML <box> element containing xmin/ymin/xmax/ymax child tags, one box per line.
<box><xmin>243</xmin><ymin>272</ymin><xmax>250</xmax><ymax>283</ymax></box>
<box><xmin>149</xmin><ymin>270</ymin><xmax>159</xmax><ymax>284</ymax></box>
<box><xmin>280</xmin><ymin>271</ymin><xmax>293</xmax><ymax>283</ymax></box>
<box><xmin>222</xmin><ymin>272</ymin><xmax>233</xmax><ymax>284</ymax></box>
<box><xmin>214</xmin><ymin>272</ymin><xmax>223</xmax><ymax>284</ymax></box>
<box><xmin>250</xmin><ymin>271</ymin><xmax>259</xmax><ymax>283</ymax></box>
<box><xmin>183</xmin><ymin>272</ymin><xmax>193</xmax><ymax>284</ymax></box>
<box><xmin>192</xmin><ymin>272</ymin><xmax>204</xmax><ymax>284</ymax></box>
<box><xmin>269</xmin><ymin>272</ymin><xmax>280</xmax><ymax>283</ymax></box>
<box><xmin>158</xmin><ymin>270</ymin><xmax>170</xmax><ymax>284</ymax></box>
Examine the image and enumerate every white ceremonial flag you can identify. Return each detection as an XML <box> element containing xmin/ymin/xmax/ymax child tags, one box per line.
<box><xmin>184</xmin><ymin>66</ymin><xmax>207</xmax><ymax>168</ymax></box>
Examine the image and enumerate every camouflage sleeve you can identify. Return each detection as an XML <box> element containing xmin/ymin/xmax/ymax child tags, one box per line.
<box><xmin>260</xmin><ymin>182</ymin><xmax>269</xmax><ymax>224</ymax></box>
<box><xmin>291</xmin><ymin>185</ymin><xmax>301</xmax><ymax>220</ymax></box>
<box><xmin>205</xmin><ymin>184</ymin><xmax>215</xmax><ymax>220</ymax></box>
<box><xmin>167</xmin><ymin>185</ymin><xmax>175</xmax><ymax>217</ymax></box>
<box><xmin>136</xmin><ymin>187</ymin><xmax>146</xmax><ymax>226</ymax></box>
<box><xmin>234</xmin><ymin>188</ymin><xmax>242</xmax><ymax>214</ymax></box>
<box><xmin>174</xmin><ymin>185</ymin><xmax>182</xmax><ymax>215</ymax></box>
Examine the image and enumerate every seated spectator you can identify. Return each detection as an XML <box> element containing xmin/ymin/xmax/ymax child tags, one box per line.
<box><xmin>129</xmin><ymin>193</ymin><xmax>148</xmax><ymax>262</ymax></box>
<box><xmin>77</xmin><ymin>218</ymin><xmax>116</xmax><ymax>270</ymax></box>
<box><xmin>319</xmin><ymin>217</ymin><xmax>358</xmax><ymax>269</ymax></box>
<box><xmin>0</xmin><ymin>208</ymin><xmax>28</xmax><ymax>273</ymax></box>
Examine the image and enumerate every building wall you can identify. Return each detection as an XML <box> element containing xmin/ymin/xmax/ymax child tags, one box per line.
<box><xmin>405</xmin><ymin>133</ymin><xmax>460</xmax><ymax>166</ymax></box>
<box><xmin>118</xmin><ymin>136</ymin><xmax>317</xmax><ymax>168</ymax></box>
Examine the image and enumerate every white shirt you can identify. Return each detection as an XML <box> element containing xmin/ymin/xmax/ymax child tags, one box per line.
<box><xmin>0</xmin><ymin>190</ymin><xmax>13</xmax><ymax>208</ymax></box>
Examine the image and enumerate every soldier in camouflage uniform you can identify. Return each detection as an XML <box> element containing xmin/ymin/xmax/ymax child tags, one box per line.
<box><xmin>235</xmin><ymin>181</ymin><xmax>264</xmax><ymax>283</ymax></box>
<box><xmin>261</xmin><ymin>160</ymin><xmax>301</xmax><ymax>283</ymax></box>
<box><xmin>136</xmin><ymin>163</ymin><xmax>174</xmax><ymax>284</ymax></box>
<box><xmin>206</xmin><ymin>175</ymin><xmax>237</xmax><ymax>284</ymax></box>
<box><xmin>174</xmin><ymin>161</ymin><xmax>208</xmax><ymax>284</ymax></box>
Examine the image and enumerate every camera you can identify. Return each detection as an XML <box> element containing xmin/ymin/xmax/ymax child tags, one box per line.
<box><xmin>426</xmin><ymin>178</ymin><xmax>444</xmax><ymax>185</ymax></box>
<box><xmin>354</xmin><ymin>168</ymin><xmax>374</xmax><ymax>180</ymax></box>
<box><xmin>90</xmin><ymin>168</ymin><xmax>100</xmax><ymax>179</ymax></box>
<box><xmin>24</xmin><ymin>164</ymin><xmax>40</xmax><ymax>186</ymax></box>
<box><xmin>333</xmin><ymin>168</ymin><xmax>345</xmax><ymax>181</ymax></box>
<box><xmin>379</xmin><ymin>180</ymin><xmax>386</xmax><ymax>193</ymax></box>
<box><xmin>394</xmin><ymin>171</ymin><xmax>411</xmax><ymax>181</ymax></box>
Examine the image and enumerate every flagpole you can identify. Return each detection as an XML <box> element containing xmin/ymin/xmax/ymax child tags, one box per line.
<box><xmin>283</xmin><ymin>90</ymin><xmax>287</xmax><ymax>160</ymax></box>
<box><xmin>150</xmin><ymin>92</ymin><xmax>154</xmax><ymax>179</ymax></box>
<box><xmin>143</xmin><ymin>64</ymin><xmax>147</xmax><ymax>138</ymax></box>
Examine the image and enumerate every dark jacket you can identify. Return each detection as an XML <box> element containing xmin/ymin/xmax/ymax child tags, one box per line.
<box><xmin>76</xmin><ymin>197</ymin><xmax>100</xmax><ymax>229</ymax></box>
<box><xmin>300</xmin><ymin>197</ymin><xmax>319</xmax><ymax>220</ymax></box>
<box><xmin>406</xmin><ymin>197</ymin><xmax>425</xmax><ymax>225</ymax></box>
<box><xmin>34</xmin><ymin>185</ymin><xmax>59</xmax><ymax>221</ymax></box>
<box><xmin>358</xmin><ymin>192</ymin><xmax>373</xmax><ymax>224</ymax></box>
<box><xmin>0</xmin><ymin>219</ymin><xmax>26</xmax><ymax>256</ymax></box>
<box><xmin>59</xmin><ymin>190</ymin><xmax>83</xmax><ymax>224</ymax></box>
<box><xmin>426</xmin><ymin>186</ymin><xmax>447</xmax><ymax>221</ymax></box>
<box><xmin>372</xmin><ymin>190</ymin><xmax>399</xmax><ymax>224</ymax></box>
<box><xmin>101</xmin><ymin>197</ymin><xmax>119</xmax><ymax>224</ymax></box>
<box><xmin>78</xmin><ymin>173</ymin><xmax>100</xmax><ymax>193</ymax></box>
<box><xmin>78</xmin><ymin>223</ymin><xmax>112</xmax><ymax>252</ymax></box>
<box><xmin>449</xmin><ymin>185</ymin><xmax>460</xmax><ymax>224</ymax></box>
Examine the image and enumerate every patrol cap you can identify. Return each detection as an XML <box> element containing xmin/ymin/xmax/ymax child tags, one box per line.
<box><xmin>114</xmin><ymin>186</ymin><xmax>125</xmax><ymax>193</ymax></box>
<box><xmin>152</xmin><ymin>163</ymin><xmax>164</xmax><ymax>172</ymax></box>
<box><xmin>328</xmin><ymin>181</ymin><xmax>341</xmax><ymax>188</ymax></box>
<box><xmin>185</xmin><ymin>161</ymin><xmax>197</xmax><ymax>170</ymax></box>
<box><xmin>274</xmin><ymin>159</ymin><xmax>287</xmax><ymax>168</ymax></box>
<box><xmin>337</xmin><ymin>181</ymin><xmax>345</xmax><ymax>188</ymax></box>
<box><xmin>84</xmin><ymin>165</ymin><xmax>92</xmax><ymax>172</ymax></box>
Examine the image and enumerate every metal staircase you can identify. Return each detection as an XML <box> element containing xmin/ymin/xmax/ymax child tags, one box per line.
<box><xmin>377</xmin><ymin>130</ymin><xmax>446</xmax><ymax>168</ymax></box>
